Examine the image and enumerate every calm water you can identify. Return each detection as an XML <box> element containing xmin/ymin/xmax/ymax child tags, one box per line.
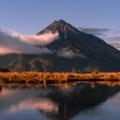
<box><xmin>0</xmin><ymin>82</ymin><xmax>120</xmax><ymax>120</ymax></box>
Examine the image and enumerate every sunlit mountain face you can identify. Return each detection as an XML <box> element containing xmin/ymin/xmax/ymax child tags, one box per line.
<box><xmin>0</xmin><ymin>82</ymin><xmax>120</xmax><ymax>120</ymax></box>
<box><xmin>1</xmin><ymin>20</ymin><xmax>120</xmax><ymax>72</ymax></box>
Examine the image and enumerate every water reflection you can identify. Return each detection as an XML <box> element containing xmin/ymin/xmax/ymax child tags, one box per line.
<box><xmin>0</xmin><ymin>82</ymin><xmax>120</xmax><ymax>120</ymax></box>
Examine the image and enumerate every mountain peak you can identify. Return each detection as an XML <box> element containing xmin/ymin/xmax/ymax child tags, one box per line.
<box><xmin>51</xmin><ymin>19</ymin><xmax>67</xmax><ymax>26</ymax></box>
<box><xmin>52</xmin><ymin>19</ymin><xmax>66</xmax><ymax>24</ymax></box>
<box><xmin>58</xmin><ymin>19</ymin><xmax>67</xmax><ymax>24</ymax></box>
<box><xmin>37</xmin><ymin>19</ymin><xmax>80</xmax><ymax>35</ymax></box>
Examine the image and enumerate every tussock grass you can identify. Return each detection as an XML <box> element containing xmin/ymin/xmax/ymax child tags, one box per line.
<box><xmin>0</xmin><ymin>72</ymin><xmax>120</xmax><ymax>85</ymax></box>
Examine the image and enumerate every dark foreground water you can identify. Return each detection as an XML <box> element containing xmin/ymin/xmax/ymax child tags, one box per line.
<box><xmin>0</xmin><ymin>82</ymin><xmax>120</xmax><ymax>120</ymax></box>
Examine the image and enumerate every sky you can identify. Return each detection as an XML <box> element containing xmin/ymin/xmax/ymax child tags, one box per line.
<box><xmin>0</xmin><ymin>0</ymin><xmax>120</xmax><ymax>35</ymax></box>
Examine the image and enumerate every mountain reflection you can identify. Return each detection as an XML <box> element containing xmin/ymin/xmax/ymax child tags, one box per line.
<box><xmin>0</xmin><ymin>82</ymin><xmax>120</xmax><ymax>120</ymax></box>
<box><xmin>37</xmin><ymin>82</ymin><xmax>120</xmax><ymax>120</ymax></box>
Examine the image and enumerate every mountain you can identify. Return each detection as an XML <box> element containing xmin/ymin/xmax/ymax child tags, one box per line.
<box><xmin>1</xmin><ymin>20</ymin><xmax>120</xmax><ymax>72</ymax></box>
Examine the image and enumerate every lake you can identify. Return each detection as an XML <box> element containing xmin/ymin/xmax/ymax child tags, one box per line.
<box><xmin>0</xmin><ymin>82</ymin><xmax>120</xmax><ymax>120</ymax></box>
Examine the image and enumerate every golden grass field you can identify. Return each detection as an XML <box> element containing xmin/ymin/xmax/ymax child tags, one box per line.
<box><xmin>0</xmin><ymin>72</ymin><xmax>120</xmax><ymax>87</ymax></box>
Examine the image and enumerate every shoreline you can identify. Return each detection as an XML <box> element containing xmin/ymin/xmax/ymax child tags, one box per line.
<box><xmin>0</xmin><ymin>72</ymin><xmax>120</xmax><ymax>88</ymax></box>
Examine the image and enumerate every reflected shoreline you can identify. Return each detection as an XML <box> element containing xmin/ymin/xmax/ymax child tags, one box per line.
<box><xmin>1</xmin><ymin>81</ymin><xmax>120</xmax><ymax>89</ymax></box>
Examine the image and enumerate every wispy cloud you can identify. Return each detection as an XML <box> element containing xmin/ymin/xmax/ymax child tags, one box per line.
<box><xmin>79</xmin><ymin>27</ymin><xmax>110</xmax><ymax>37</ymax></box>
<box><xmin>11</xmin><ymin>31</ymin><xmax>59</xmax><ymax>46</ymax></box>
<box><xmin>0</xmin><ymin>30</ymin><xmax>52</xmax><ymax>55</ymax></box>
<box><xmin>106</xmin><ymin>36</ymin><xmax>120</xmax><ymax>50</ymax></box>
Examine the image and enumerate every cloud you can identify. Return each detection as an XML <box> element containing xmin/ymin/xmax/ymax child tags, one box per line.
<box><xmin>79</xmin><ymin>27</ymin><xmax>110</xmax><ymax>37</ymax></box>
<box><xmin>105</xmin><ymin>36</ymin><xmax>120</xmax><ymax>50</ymax></box>
<box><xmin>0</xmin><ymin>30</ymin><xmax>52</xmax><ymax>55</ymax></box>
<box><xmin>107</xmin><ymin>36</ymin><xmax>120</xmax><ymax>41</ymax></box>
<box><xmin>57</xmin><ymin>51</ymin><xmax>86</xmax><ymax>58</ymax></box>
<box><xmin>11</xmin><ymin>31</ymin><xmax>59</xmax><ymax>46</ymax></box>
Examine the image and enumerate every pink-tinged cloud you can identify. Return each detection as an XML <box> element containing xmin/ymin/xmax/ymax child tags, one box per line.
<box><xmin>11</xmin><ymin>31</ymin><xmax>59</xmax><ymax>46</ymax></box>
<box><xmin>0</xmin><ymin>30</ymin><xmax>53</xmax><ymax>55</ymax></box>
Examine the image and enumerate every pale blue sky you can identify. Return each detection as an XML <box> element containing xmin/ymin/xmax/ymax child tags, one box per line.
<box><xmin>0</xmin><ymin>0</ymin><xmax>120</xmax><ymax>34</ymax></box>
